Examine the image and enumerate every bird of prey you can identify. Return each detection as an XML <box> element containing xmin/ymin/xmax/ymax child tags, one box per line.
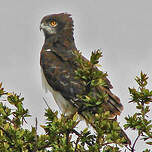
<box><xmin>40</xmin><ymin>13</ymin><xmax>130</xmax><ymax>144</ymax></box>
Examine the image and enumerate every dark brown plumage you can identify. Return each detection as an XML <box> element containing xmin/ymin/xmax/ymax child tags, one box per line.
<box><xmin>40</xmin><ymin>13</ymin><xmax>130</xmax><ymax>144</ymax></box>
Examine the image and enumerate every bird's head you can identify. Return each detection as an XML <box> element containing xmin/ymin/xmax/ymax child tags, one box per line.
<box><xmin>40</xmin><ymin>13</ymin><xmax>74</xmax><ymax>40</ymax></box>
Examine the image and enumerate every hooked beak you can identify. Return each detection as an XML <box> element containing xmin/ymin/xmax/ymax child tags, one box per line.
<box><xmin>40</xmin><ymin>23</ymin><xmax>56</xmax><ymax>34</ymax></box>
<box><xmin>40</xmin><ymin>23</ymin><xmax>45</xmax><ymax>31</ymax></box>
<box><xmin>40</xmin><ymin>26</ymin><xmax>42</xmax><ymax>31</ymax></box>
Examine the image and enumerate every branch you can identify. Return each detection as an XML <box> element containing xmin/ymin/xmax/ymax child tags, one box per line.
<box><xmin>131</xmin><ymin>133</ymin><xmax>141</xmax><ymax>152</ymax></box>
<box><xmin>72</xmin><ymin>129</ymin><xmax>92</xmax><ymax>146</ymax></box>
<box><xmin>0</xmin><ymin>127</ymin><xmax>14</xmax><ymax>148</ymax></box>
<box><xmin>43</xmin><ymin>97</ymin><xmax>51</xmax><ymax>109</ymax></box>
<box><xmin>33</xmin><ymin>118</ymin><xmax>38</xmax><ymax>152</ymax></box>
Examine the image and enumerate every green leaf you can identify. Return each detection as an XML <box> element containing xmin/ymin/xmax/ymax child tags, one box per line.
<box><xmin>146</xmin><ymin>141</ymin><xmax>152</xmax><ymax>145</ymax></box>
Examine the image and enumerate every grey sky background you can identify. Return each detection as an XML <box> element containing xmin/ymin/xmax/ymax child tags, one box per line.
<box><xmin>0</xmin><ymin>0</ymin><xmax>152</xmax><ymax>151</ymax></box>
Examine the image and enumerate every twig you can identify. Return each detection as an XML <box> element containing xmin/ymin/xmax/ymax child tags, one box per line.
<box><xmin>66</xmin><ymin>130</ymin><xmax>70</xmax><ymax>145</ymax></box>
<box><xmin>102</xmin><ymin>142</ymin><xmax>117</xmax><ymax>146</ymax></box>
<box><xmin>0</xmin><ymin>127</ymin><xmax>12</xmax><ymax>140</ymax></box>
<box><xmin>131</xmin><ymin>133</ymin><xmax>141</xmax><ymax>152</ymax></box>
<box><xmin>125</xmin><ymin>144</ymin><xmax>132</xmax><ymax>152</ymax></box>
<box><xmin>38</xmin><ymin>141</ymin><xmax>52</xmax><ymax>150</ymax></box>
<box><xmin>72</xmin><ymin>129</ymin><xmax>92</xmax><ymax>146</ymax></box>
<box><xmin>33</xmin><ymin>118</ymin><xmax>38</xmax><ymax>152</ymax></box>
<box><xmin>74</xmin><ymin>134</ymin><xmax>81</xmax><ymax>152</ymax></box>
<box><xmin>0</xmin><ymin>127</ymin><xmax>14</xmax><ymax>148</ymax></box>
<box><xmin>43</xmin><ymin>97</ymin><xmax>51</xmax><ymax>109</ymax></box>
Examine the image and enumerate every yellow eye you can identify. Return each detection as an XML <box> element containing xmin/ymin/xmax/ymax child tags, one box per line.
<box><xmin>50</xmin><ymin>21</ymin><xmax>57</xmax><ymax>27</ymax></box>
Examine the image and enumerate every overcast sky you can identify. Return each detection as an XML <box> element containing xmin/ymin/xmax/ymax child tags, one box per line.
<box><xmin>0</xmin><ymin>0</ymin><xmax>152</xmax><ymax>151</ymax></box>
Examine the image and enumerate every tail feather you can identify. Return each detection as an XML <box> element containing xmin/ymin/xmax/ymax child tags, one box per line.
<box><xmin>80</xmin><ymin>85</ymin><xmax>131</xmax><ymax>145</ymax></box>
<box><xmin>97</xmin><ymin>85</ymin><xmax>123</xmax><ymax>116</ymax></box>
<box><xmin>81</xmin><ymin>111</ymin><xmax>131</xmax><ymax>145</ymax></box>
<box><xmin>119</xmin><ymin>127</ymin><xmax>131</xmax><ymax>145</ymax></box>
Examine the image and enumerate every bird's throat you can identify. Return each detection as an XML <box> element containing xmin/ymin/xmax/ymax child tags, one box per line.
<box><xmin>43</xmin><ymin>32</ymin><xmax>76</xmax><ymax>50</ymax></box>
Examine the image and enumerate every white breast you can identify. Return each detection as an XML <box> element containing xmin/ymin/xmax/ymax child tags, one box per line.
<box><xmin>41</xmin><ymin>68</ymin><xmax>77</xmax><ymax>116</ymax></box>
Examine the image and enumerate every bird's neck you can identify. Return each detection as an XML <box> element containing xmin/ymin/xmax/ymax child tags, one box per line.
<box><xmin>43</xmin><ymin>30</ymin><xmax>76</xmax><ymax>50</ymax></box>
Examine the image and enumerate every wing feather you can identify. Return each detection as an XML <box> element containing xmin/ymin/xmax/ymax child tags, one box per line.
<box><xmin>40</xmin><ymin>48</ymin><xmax>123</xmax><ymax>117</ymax></box>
